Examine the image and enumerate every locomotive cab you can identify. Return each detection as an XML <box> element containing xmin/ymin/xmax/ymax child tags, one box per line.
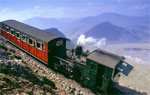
<box><xmin>83</xmin><ymin>49</ymin><xmax>133</xmax><ymax>93</ymax></box>
<box><xmin>47</xmin><ymin>38</ymin><xmax>68</xmax><ymax>68</ymax></box>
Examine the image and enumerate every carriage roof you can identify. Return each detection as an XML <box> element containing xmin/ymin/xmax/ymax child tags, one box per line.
<box><xmin>2</xmin><ymin>20</ymin><xmax>67</xmax><ymax>43</ymax></box>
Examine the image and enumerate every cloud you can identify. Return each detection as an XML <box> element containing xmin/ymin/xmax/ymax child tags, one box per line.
<box><xmin>117</xmin><ymin>0</ymin><xmax>133</xmax><ymax>2</ymax></box>
<box><xmin>0</xmin><ymin>6</ymin><xmax>66</xmax><ymax>21</ymax></box>
<box><xmin>1</xmin><ymin>8</ymin><xmax>9</xmax><ymax>13</ymax></box>
<box><xmin>77</xmin><ymin>34</ymin><xmax>106</xmax><ymax>48</ymax></box>
<box><xmin>124</xmin><ymin>55</ymin><xmax>147</xmax><ymax>64</ymax></box>
<box><xmin>132</xmin><ymin>4</ymin><xmax>149</xmax><ymax>9</ymax></box>
<box><xmin>34</xmin><ymin>5</ymin><xmax>41</xmax><ymax>9</ymax></box>
<box><xmin>0</xmin><ymin>3</ymin><xmax>116</xmax><ymax>21</ymax></box>
<box><xmin>117</xmin><ymin>0</ymin><xmax>124</xmax><ymax>2</ymax></box>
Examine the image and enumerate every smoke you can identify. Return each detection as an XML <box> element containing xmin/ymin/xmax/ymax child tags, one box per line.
<box><xmin>124</xmin><ymin>55</ymin><xmax>146</xmax><ymax>64</ymax></box>
<box><xmin>77</xmin><ymin>34</ymin><xmax>106</xmax><ymax>47</ymax></box>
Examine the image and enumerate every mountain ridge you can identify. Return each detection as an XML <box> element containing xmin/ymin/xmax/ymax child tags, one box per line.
<box><xmin>84</xmin><ymin>22</ymin><xmax>149</xmax><ymax>44</ymax></box>
<box><xmin>23</xmin><ymin>12</ymin><xmax>150</xmax><ymax>44</ymax></box>
<box><xmin>44</xmin><ymin>28</ymin><xmax>66</xmax><ymax>37</ymax></box>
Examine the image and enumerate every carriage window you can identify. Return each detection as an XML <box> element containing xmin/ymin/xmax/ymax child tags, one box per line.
<box><xmin>6</xmin><ymin>27</ymin><xmax>9</xmax><ymax>33</ymax></box>
<box><xmin>41</xmin><ymin>43</ymin><xmax>44</xmax><ymax>51</ymax></box>
<box><xmin>10</xmin><ymin>29</ymin><xmax>14</xmax><ymax>36</ymax></box>
<box><xmin>29</xmin><ymin>38</ymin><xmax>33</xmax><ymax>45</ymax></box>
<box><xmin>36</xmin><ymin>41</ymin><xmax>41</xmax><ymax>49</ymax></box>
<box><xmin>22</xmin><ymin>35</ymin><xmax>26</xmax><ymax>42</ymax></box>
<box><xmin>16</xmin><ymin>32</ymin><xmax>20</xmax><ymax>38</ymax></box>
<box><xmin>2</xmin><ymin>24</ymin><xmax>5</xmax><ymax>30</ymax></box>
<box><xmin>56</xmin><ymin>40</ymin><xmax>63</xmax><ymax>46</ymax></box>
<box><xmin>33</xmin><ymin>40</ymin><xmax>35</xmax><ymax>46</ymax></box>
<box><xmin>29</xmin><ymin>38</ymin><xmax>35</xmax><ymax>46</ymax></box>
<box><xmin>10</xmin><ymin>29</ymin><xmax>14</xmax><ymax>34</ymax></box>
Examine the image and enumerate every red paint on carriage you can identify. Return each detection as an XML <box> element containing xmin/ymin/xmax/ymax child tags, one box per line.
<box><xmin>22</xmin><ymin>41</ymin><xmax>29</xmax><ymax>51</ymax></box>
<box><xmin>0</xmin><ymin>30</ymin><xmax>4</xmax><ymax>36</ymax></box>
<box><xmin>28</xmin><ymin>45</ymin><xmax>35</xmax><ymax>56</ymax></box>
<box><xmin>44</xmin><ymin>52</ymin><xmax>48</xmax><ymax>63</ymax></box>
<box><xmin>7</xmin><ymin>33</ymin><xmax>11</xmax><ymax>41</ymax></box>
<box><xmin>36</xmin><ymin>48</ymin><xmax>43</xmax><ymax>59</ymax></box>
<box><xmin>44</xmin><ymin>44</ymin><xmax>48</xmax><ymax>62</ymax></box>
<box><xmin>3</xmin><ymin>31</ymin><xmax>7</xmax><ymax>38</ymax></box>
<box><xmin>16</xmin><ymin>38</ymin><xmax>21</xmax><ymax>47</ymax></box>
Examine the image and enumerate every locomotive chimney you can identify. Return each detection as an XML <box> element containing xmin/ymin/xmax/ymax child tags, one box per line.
<box><xmin>75</xmin><ymin>45</ymin><xmax>83</xmax><ymax>58</ymax></box>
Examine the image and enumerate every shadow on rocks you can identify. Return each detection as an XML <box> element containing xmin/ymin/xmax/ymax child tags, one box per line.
<box><xmin>110</xmin><ymin>83</ymin><xmax>147</xmax><ymax>95</ymax></box>
<box><xmin>0</xmin><ymin>62</ymin><xmax>56</xmax><ymax>94</ymax></box>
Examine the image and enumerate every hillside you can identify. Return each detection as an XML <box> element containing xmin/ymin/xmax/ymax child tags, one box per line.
<box><xmin>84</xmin><ymin>22</ymin><xmax>150</xmax><ymax>44</ymax></box>
<box><xmin>44</xmin><ymin>28</ymin><xmax>66</xmax><ymax>37</ymax></box>
<box><xmin>24</xmin><ymin>17</ymin><xmax>60</xmax><ymax>29</ymax></box>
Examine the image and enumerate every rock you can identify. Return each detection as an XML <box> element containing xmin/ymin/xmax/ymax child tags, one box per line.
<box><xmin>21</xmin><ymin>74</ymin><xmax>26</xmax><ymax>77</ymax></box>
<box><xmin>46</xmin><ymin>92</ymin><xmax>52</xmax><ymax>95</ymax></box>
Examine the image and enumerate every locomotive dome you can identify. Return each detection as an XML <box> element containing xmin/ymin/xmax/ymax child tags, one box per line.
<box><xmin>2</xmin><ymin>20</ymin><xmax>68</xmax><ymax>43</ymax></box>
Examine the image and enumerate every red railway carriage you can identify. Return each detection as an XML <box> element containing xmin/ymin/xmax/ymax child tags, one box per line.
<box><xmin>0</xmin><ymin>20</ymin><xmax>68</xmax><ymax>65</ymax></box>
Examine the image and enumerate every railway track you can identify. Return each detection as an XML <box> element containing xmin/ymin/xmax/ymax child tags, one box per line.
<box><xmin>0</xmin><ymin>36</ymin><xmax>94</xmax><ymax>95</ymax></box>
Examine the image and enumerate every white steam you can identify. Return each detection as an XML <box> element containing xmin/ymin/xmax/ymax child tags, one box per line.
<box><xmin>77</xmin><ymin>34</ymin><xmax>106</xmax><ymax>47</ymax></box>
<box><xmin>124</xmin><ymin>55</ymin><xmax>148</xmax><ymax>64</ymax></box>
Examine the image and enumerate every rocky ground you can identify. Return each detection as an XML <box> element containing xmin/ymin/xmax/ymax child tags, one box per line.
<box><xmin>0</xmin><ymin>39</ymin><xmax>56</xmax><ymax>94</ymax></box>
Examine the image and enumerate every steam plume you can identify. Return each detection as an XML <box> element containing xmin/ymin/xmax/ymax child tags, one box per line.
<box><xmin>77</xmin><ymin>34</ymin><xmax>106</xmax><ymax>47</ymax></box>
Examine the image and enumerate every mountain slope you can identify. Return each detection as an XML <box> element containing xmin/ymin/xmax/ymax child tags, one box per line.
<box><xmin>100</xmin><ymin>13</ymin><xmax>149</xmax><ymax>31</ymax></box>
<box><xmin>44</xmin><ymin>28</ymin><xmax>66</xmax><ymax>37</ymax></box>
<box><xmin>24</xmin><ymin>17</ymin><xmax>60</xmax><ymax>29</ymax></box>
<box><xmin>84</xmin><ymin>22</ymin><xmax>150</xmax><ymax>44</ymax></box>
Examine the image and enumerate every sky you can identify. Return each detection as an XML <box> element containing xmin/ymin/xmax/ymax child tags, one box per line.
<box><xmin>0</xmin><ymin>0</ymin><xmax>149</xmax><ymax>21</ymax></box>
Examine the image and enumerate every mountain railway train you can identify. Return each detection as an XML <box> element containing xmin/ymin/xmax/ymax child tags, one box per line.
<box><xmin>0</xmin><ymin>20</ymin><xmax>133</xmax><ymax>94</ymax></box>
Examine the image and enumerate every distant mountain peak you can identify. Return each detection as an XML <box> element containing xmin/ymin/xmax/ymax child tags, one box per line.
<box><xmin>84</xmin><ymin>21</ymin><xmax>149</xmax><ymax>44</ymax></box>
<box><xmin>97</xmin><ymin>12</ymin><xmax>123</xmax><ymax>17</ymax></box>
<box><xmin>94</xmin><ymin>21</ymin><xmax>123</xmax><ymax>30</ymax></box>
<box><xmin>45</xmin><ymin>28</ymin><xmax>58</xmax><ymax>31</ymax></box>
<box><xmin>100</xmin><ymin>12</ymin><xmax>122</xmax><ymax>15</ymax></box>
<box><xmin>44</xmin><ymin>28</ymin><xmax>66</xmax><ymax>37</ymax></box>
<box><xmin>99</xmin><ymin>21</ymin><xmax>113</xmax><ymax>26</ymax></box>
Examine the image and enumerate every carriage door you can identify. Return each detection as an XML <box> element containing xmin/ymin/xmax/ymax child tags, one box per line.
<box><xmin>55</xmin><ymin>39</ymin><xmax>66</xmax><ymax>58</ymax></box>
<box><xmin>83</xmin><ymin>60</ymin><xmax>97</xmax><ymax>88</ymax></box>
<box><xmin>96</xmin><ymin>65</ymin><xmax>113</xmax><ymax>92</ymax></box>
<box><xmin>96</xmin><ymin>64</ymin><xmax>105</xmax><ymax>87</ymax></box>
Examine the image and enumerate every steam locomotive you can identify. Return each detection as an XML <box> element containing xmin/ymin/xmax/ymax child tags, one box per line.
<box><xmin>0</xmin><ymin>20</ymin><xmax>133</xmax><ymax>94</ymax></box>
